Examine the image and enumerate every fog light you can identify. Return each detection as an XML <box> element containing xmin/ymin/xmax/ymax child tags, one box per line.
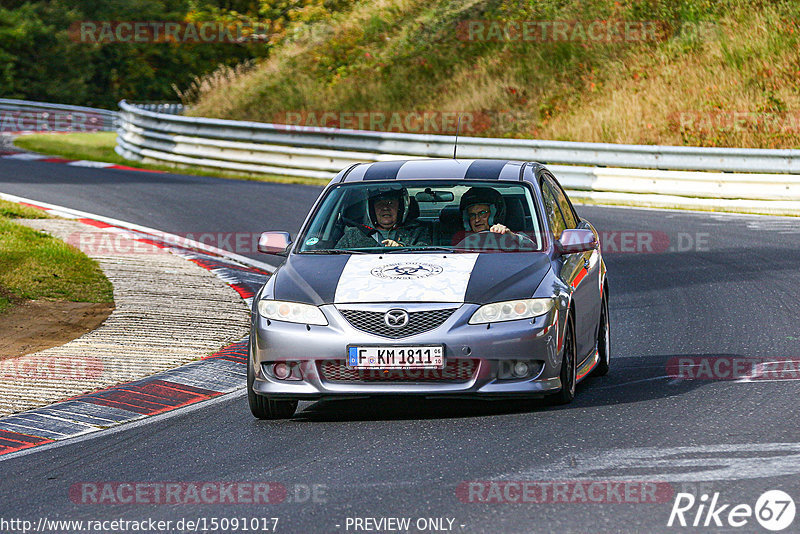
<box><xmin>273</xmin><ymin>362</ymin><xmax>291</xmax><ymax>380</ymax></box>
<box><xmin>497</xmin><ymin>360</ymin><xmax>544</xmax><ymax>380</ymax></box>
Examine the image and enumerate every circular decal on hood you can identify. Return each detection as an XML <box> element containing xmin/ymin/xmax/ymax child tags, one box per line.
<box><xmin>371</xmin><ymin>262</ymin><xmax>444</xmax><ymax>279</ymax></box>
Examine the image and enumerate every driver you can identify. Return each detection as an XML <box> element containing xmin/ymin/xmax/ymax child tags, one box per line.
<box><xmin>336</xmin><ymin>187</ymin><xmax>429</xmax><ymax>249</ymax></box>
<box><xmin>452</xmin><ymin>187</ymin><xmax>534</xmax><ymax>249</ymax></box>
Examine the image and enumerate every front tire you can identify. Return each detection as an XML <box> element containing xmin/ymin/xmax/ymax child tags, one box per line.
<box><xmin>591</xmin><ymin>294</ymin><xmax>610</xmax><ymax>377</ymax></box>
<box><xmin>247</xmin><ymin>353</ymin><xmax>297</xmax><ymax>420</ymax></box>
<box><xmin>550</xmin><ymin>312</ymin><xmax>576</xmax><ymax>405</ymax></box>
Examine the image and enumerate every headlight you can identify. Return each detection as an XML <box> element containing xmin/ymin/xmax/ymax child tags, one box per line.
<box><xmin>257</xmin><ymin>299</ymin><xmax>328</xmax><ymax>326</ymax></box>
<box><xmin>468</xmin><ymin>298</ymin><xmax>554</xmax><ymax>325</ymax></box>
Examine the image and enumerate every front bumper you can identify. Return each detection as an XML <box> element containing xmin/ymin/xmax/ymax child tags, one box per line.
<box><xmin>250</xmin><ymin>303</ymin><xmax>562</xmax><ymax>399</ymax></box>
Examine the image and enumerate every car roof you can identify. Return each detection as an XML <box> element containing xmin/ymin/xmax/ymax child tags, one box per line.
<box><xmin>337</xmin><ymin>159</ymin><xmax>538</xmax><ymax>183</ymax></box>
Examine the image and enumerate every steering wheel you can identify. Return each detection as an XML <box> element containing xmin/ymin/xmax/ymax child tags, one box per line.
<box><xmin>453</xmin><ymin>231</ymin><xmax>498</xmax><ymax>249</ymax></box>
<box><xmin>339</xmin><ymin>215</ymin><xmax>376</xmax><ymax>238</ymax></box>
<box><xmin>454</xmin><ymin>231</ymin><xmax>534</xmax><ymax>251</ymax></box>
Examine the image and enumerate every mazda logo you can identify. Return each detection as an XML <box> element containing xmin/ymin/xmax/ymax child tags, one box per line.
<box><xmin>384</xmin><ymin>309</ymin><xmax>409</xmax><ymax>329</ymax></box>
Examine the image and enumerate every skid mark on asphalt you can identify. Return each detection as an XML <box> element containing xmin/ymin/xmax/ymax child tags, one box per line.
<box><xmin>706</xmin><ymin>213</ymin><xmax>800</xmax><ymax>234</ymax></box>
<box><xmin>503</xmin><ymin>443</ymin><xmax>800</xmax><ymax>483</ymax></box>
<box><xmin>592</xmin><ymin>375</ymin><xmax>672</xmax><ymax>389</ymax></box>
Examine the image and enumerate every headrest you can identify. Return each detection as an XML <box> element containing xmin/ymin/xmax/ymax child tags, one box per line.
<box><xmin>439</xmin><ymin>205</ymin><xmax>462</xmax><ymax>231</ymax></box>
<box><xmin>504</xmin><ymin>198</ymin><xmax>526</xmax><ymax>231</ymax></box>
<box><xmin>406</xmin><ymin>196</ymin><xmax>420</xmax><ymax>223</ymax></box>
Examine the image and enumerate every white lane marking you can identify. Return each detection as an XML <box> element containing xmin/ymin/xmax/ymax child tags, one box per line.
<box><xmin>579</xmin><ymin>203</ymin><xmax>800</xmax><ymax>219</ymax></box>
<box><xmin>592</xmin><ymin>375</ymin><xmax>672</xmax><ymax>389</ymax></box>
<box><xmin>67</xmin><ymin>160</ymin><xmax>115</xmax><ymax>168</ymax></box>
<box><xmin>0</xmin><ymin>420</ymin><xmax>68</xmax><ymax>439</ymax></box>
<box><xmin>43</xmin><ymin>209</ymin><xmax>81</xmax><ymax>219</ymax></box>
<box><xmin>15</xmin><ymin>411</ymin><xmax>99</xmax><ymax>430</ymax></box>
<box><xmin>745</xmin><ymin>220</ymin><xmax>800</xmax><ymax>234</ymax></box>
<box><xmin>0</xmin><ymin>191</ymin><xmax>277</xmax><ymax>272</ymax></box>
<box><xmin>2</xmin><ymin>153</ymin><xmax>48</xmax><ymax>160</ymax></box>
<box><xmin>734</xmin><ymin>378</ymin><xmax>800</xmax><ymax>384</ymax></box>
<box><xmin>506</xmin><ymin>443</ymin><xmax>800</xmax><ymax>482</ymax></box>
<box><xmin>667</xmin><ymin>378</ymin><xmax>800</xmax><ymax>385</ymax></box>
<box><xmin>0</xmin><ymin>390</ymin><xmax>247</xmax><ymax>463</ymax></box>
<box><xmin>746</xmin><ymin>220</ymin><xmax>800</xmax><ymax>227</ymax></box>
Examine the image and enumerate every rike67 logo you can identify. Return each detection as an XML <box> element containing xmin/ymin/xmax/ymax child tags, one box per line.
<box><xmin>668</xmin><ymin>490</ymin><xmax>796</xmax><ymax>531</ymax></box>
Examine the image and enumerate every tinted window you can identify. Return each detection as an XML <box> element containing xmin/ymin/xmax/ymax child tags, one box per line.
<box><xmin>540</xmin><ymin>177</ymin><xmax>567</xmax><ymax>239</ymax></box>
<box><xmin>544</xmin><ymin>174</ymin><xmax>578</xmax><ymax>229</ymax></box>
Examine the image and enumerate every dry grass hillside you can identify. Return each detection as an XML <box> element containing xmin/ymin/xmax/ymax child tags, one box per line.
<box><xmin>184</xmin><ymin>0</ymin><xmax>800</xmax><ymax>148</ymax></box>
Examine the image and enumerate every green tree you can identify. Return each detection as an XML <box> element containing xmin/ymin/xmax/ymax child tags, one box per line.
<box><xmin>0</xmin><ymin>0</ymin><xmax>271</xmax><ymax>108</ymax></box>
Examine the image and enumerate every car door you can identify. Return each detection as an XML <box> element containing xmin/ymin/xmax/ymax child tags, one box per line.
<box><xmin>540</xmin><ymin>173</ymin><xmax>601</xmax><ymax>362</ymax></box>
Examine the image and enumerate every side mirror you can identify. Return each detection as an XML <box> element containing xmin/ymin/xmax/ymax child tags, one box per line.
<box><xmin>258</xmin><ymin>232</ymin><xmax>292</xmax><ymax>256</ymax></box>
<box><xmin>557</xmin><ymin>229</ymin><xmax>598</xmax><ymax>255</ymax></box>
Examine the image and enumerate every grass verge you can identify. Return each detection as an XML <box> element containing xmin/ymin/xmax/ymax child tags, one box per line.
<box><xmin>0</xmin><ymin>199</ymin><xmax>114</xmax><ymax>315</ymax></box>
<box><xmin>12</xmin><ymin>133</ymin><xmax>327</xmax><ymax>186</ymax></box>
<box><xmin>13</xmin><ymin>132</ymin><xmax>121</xmax><ymax>163</ymax></box>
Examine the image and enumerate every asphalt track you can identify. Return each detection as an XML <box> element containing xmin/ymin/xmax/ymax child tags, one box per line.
<box><xmin>2</xmin><ymin>158</ymin><xmax>800</xmax><ymax>533</ymax></box>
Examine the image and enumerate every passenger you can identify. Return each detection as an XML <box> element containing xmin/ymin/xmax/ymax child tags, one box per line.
<box><xmin>452</xmin><ymin>187</ymin><xmax>534</xmax><ymax>249</ymax></box>
<box><xmin>336</xmin><ymin>187</ymin><xmax>429</xmax><ymax>249</ymax></box>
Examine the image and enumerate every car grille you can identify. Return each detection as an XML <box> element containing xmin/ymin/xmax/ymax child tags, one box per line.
<box><xmin>318</xmin><ymin>359</ymin><xmax>478</xmax><ymax>382</ymax></box>
<box><xmin>338</xmin><ymin>308</ymin><xmax>458</xmax><ymax>338</ymax></box>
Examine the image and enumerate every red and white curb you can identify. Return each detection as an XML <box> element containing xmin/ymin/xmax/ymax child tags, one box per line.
<box><xmin>0</xmin><ymin>150</ymin><xmax>164</xmax><ymax>173</ymax></box>
<box><xmin>0</xmin><ymin>192</ymin><xmax>277</xmax><ymax>275</ymax></box>
<box><xmin>0</xmin><ymin>194</ymin><xmax>273</xmax><ymax>458</ymax></box>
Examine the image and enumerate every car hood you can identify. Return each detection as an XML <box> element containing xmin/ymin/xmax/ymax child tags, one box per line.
<box><xmin>271</xmin><ymin>252</ymin><xmax>552</xmax><ymax>305</ymax></box>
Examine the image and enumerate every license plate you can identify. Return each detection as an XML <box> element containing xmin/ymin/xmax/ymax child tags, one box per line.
<box><xmin>347</xmin><ymin>345</ymin><xmax>444</xmax><ymax>369</ymax></box>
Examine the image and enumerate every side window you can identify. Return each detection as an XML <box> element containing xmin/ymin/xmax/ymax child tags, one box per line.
<box><xmin>544</xmin><ymin>174</ymin><xmax>578</xmax><ymax>229</ymax></box>
<box><xmin>540</xmin><ymin>177</ymin><xmax>567</xmax><ymax>240</ymax></box>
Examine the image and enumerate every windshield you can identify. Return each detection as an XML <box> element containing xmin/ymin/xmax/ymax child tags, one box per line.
<box><xmin>296</xmin><ymin>181</ymin><xmax>544</xmax><ymax>253</ymax></box>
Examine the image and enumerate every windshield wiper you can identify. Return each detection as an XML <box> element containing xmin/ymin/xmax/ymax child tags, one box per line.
<box><xmin>385</xmin><ymin>246</ymin><xmax>460</xmax><ymax>253</ymax></box>
<box><xmin>302</xmin><ymin>249</ymin><xmax>369</xmax><ymax>255</ymax></box>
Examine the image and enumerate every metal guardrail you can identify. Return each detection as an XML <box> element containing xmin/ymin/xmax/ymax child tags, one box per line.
<box><xmin>116</xmin><ymin>100</ymin><xmax>800</xmax><ymax>215</ymax></box>
<box><xmin>128</xmin><ymin>102</ymin><xmax>185</xmax><ymax>115</ymax></box>
<box><xmin>0</xmin><ymin>98</ymin><xmax>118</xmax><ymax>132</ymax></box>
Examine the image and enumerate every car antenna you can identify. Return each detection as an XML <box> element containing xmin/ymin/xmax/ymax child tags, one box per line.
<box><xmin>453</xmin><ymin>114</ymin><xmax>462</xmax><ymax>159</ymax></box>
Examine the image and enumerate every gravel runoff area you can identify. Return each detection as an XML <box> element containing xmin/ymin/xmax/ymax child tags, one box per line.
<box><xmin>0</xmin><ymin>218</ymin><xmax>251</xmax><ymax>417</ymax></box>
